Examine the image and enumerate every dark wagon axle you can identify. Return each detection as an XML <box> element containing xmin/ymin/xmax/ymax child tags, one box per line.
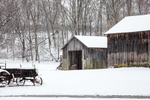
<box><xmin>0</xmin><ymin>68</ymin><xmax>43</xmax><ymax>86</ymax></box>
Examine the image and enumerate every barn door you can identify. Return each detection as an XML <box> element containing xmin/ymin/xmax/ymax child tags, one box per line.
<box><xmin>76</xmin><ymin>51</ymin><xmax>82</xmax><ymax>69</ymax></box>
<box><xmin>68</xmin><ymin>50</ymin><xmax>82</xmax><ymax>70</ymax></box>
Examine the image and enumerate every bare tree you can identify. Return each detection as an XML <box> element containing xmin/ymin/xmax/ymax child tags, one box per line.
<box><xmin>2</xmin><ymin>0</ymin><xmax>150</xmax><ymax>62</ymax></box>
<box><xmin>136</xmin><ymin>0</ymin><xmax>150</xmax><ymax>15</ymax></box>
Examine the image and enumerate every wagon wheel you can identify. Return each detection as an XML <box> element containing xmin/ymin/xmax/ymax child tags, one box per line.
<box><xmin>16</xmin><ymin>78</ymin><xmax>25</xmax><ymax>86</ymax></box>
<box><xmin>34</xmin><ymin>76</ymin><xmax>43</xmax><ymax>85</ymax></box>
<box><xmin>0</xmin><ymin>71</ymin><xmax>11</xmax><ymax>86</ymax></box>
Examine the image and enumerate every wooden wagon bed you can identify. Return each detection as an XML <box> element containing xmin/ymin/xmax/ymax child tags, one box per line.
<box><xmin>0</xmin><ymin>68</ymin><xmax>43</xmax><ymax>86</ymax></box>
<box><xmin>4</xmin><ymin>68</ymin><xmax>38</xmax><ymax>78</ymax></box>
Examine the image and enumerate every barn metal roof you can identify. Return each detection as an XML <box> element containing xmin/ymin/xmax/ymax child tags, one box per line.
<box><xmin>62</xmin><ymin>35</ymin><xmax>107</xmax><ymax>49</ymax></box>
<box><xmin>105</xmin><ymin>14</ymin><xmax>150</xmax><ymax>34</ymax></box>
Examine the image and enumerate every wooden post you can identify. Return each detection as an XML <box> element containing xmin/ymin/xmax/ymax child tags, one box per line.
<box><xmin>134</xmin><ymin>33</ymin><xmax>138</xmax><ymax>65</ymax></box>
<box><xmin>107</xmin><ymin>35</ymin><xmax>110</xmax><ymax>67</ymax></box>
<box><xmin>145</xmin><ymin>32</ymin><xmax>148</xmax><ymax>62</ymax></box>
<box><xmin>115</xmin><ymin>34</ymin><xmax>117</xmax><ymax>65</ymax></box>
<box><xmin>82</xmin><ymin>50</ymin><xmax>84</xmax><ymax>69</ymax></box>
<box><xmin>5</xmin><ymin>61</ymin><xmax>6</xmax><ymax>69</ymax></box>
<box><xmin>148</xmin><ymin>31</ymin><xmax>150</xmax><ymax>64</ymax></box>
<box><xmin>116</xmin><ymin>34</ymin><xmax>119</xmax><ymax>66</ymax></box>
<box><xmin>121</xmin><ymin>34</ymin><xmax>125</xmax><ymax>65</ymax></box>
<box><xmin>138</xmin><ymin>33</ymin><xmax>142</xmax><ymax>65</ymax></box>
<box><xmin>112</xmin><ymin>36</ymin><xmax>115</xmax><ymax>66</ymax></box>
<box><xmin>124</xmin><ymin>34</ymin><xmax>128</xmax><ymax>65</ymax></box>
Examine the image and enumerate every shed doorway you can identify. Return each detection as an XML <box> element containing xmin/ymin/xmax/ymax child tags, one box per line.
<box><xmin>68</xmin><ymin>50</ymin><xmax>82</xmax><ymax>70</ymax></box>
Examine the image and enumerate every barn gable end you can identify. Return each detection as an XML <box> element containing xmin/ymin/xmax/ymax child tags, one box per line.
<box><xmin>105</xmin><ymin>14</ymin><xmax>150</xmax><ymax>67</ymax></box>
<box><xmin>62</xmin><ymin>36</ymin><xmax>107</xmax><ymax>70</ymax></box>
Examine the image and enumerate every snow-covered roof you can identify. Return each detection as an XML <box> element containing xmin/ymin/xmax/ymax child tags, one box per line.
<box><xmin>62</xmin><ymin>35</ymin><xmax>107</xmax><ymax>49</ymax></box>
<box><xmin>105</xmin><ymin>14</ymin><xmax>150</xmax><ymax>34</ymax></box>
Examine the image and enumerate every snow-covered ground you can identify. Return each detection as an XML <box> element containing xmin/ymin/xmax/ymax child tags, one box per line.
<box><xmin>1</xmin><ymin>97</ymin><xmax>150</xmax><ymax>100</ymax></box>
<box><xmin>0</xmin><ymin>59</ymin><xmax>150</xmax><ymax>100</ymax></box>
<box><xmin>2</xmin><ymin>97</ymin><xmax>150</xmax><ymax>100</ymax></box>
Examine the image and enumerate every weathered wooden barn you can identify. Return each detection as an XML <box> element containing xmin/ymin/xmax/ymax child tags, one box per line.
<box><xmin>105</xmin><ymin>14</ymin><xmax>150</xmax><ymax>67</ymax></box>
<box><xmin>62</xmin><ymin>35</ymin><xmax>107</xmax><ymax>70</ymax></box>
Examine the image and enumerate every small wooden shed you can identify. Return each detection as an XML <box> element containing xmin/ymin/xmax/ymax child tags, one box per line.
<box><xmin>62</xmin><ymin>35</ymin><xmax>107</xmax><ymax>70</ymax></box>
<box><xmin>105</xmin><ymin>14</ymin><xmax>150</xmax><ymax>67</ymax></box>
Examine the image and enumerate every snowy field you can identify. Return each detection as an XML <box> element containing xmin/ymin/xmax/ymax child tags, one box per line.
<box><xmin>1</xmin><ymin>97</ymin><xmax>150</xmax><ymax>100</ymax></box>
<box><xmin>0</xmin><ymin>59</ymin><xmax>150</xmax><ymax>100</ymax></box>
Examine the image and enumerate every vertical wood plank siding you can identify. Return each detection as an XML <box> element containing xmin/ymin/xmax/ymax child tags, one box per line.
<box><xmin>62</xmin><ymin>37</ymin><xmax>107</xmax><ymax>70</ymax></box>
<box><xmin>107</xmin><ymin>31</ymin><xmax>150</xmax><ymax>67</ymax></box>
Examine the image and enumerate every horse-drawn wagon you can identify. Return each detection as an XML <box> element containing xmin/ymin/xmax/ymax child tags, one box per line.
<box><xmin>0</xmin><ymin>62</ymin><xmax>43</xmax><ymax>87</ymax></box>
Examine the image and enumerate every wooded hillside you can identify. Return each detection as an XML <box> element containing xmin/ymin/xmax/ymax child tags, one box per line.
<box><xmin>0</xmin><ymin>0</ymin><xmax>150</xmax><ymax>62</ymax></box>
